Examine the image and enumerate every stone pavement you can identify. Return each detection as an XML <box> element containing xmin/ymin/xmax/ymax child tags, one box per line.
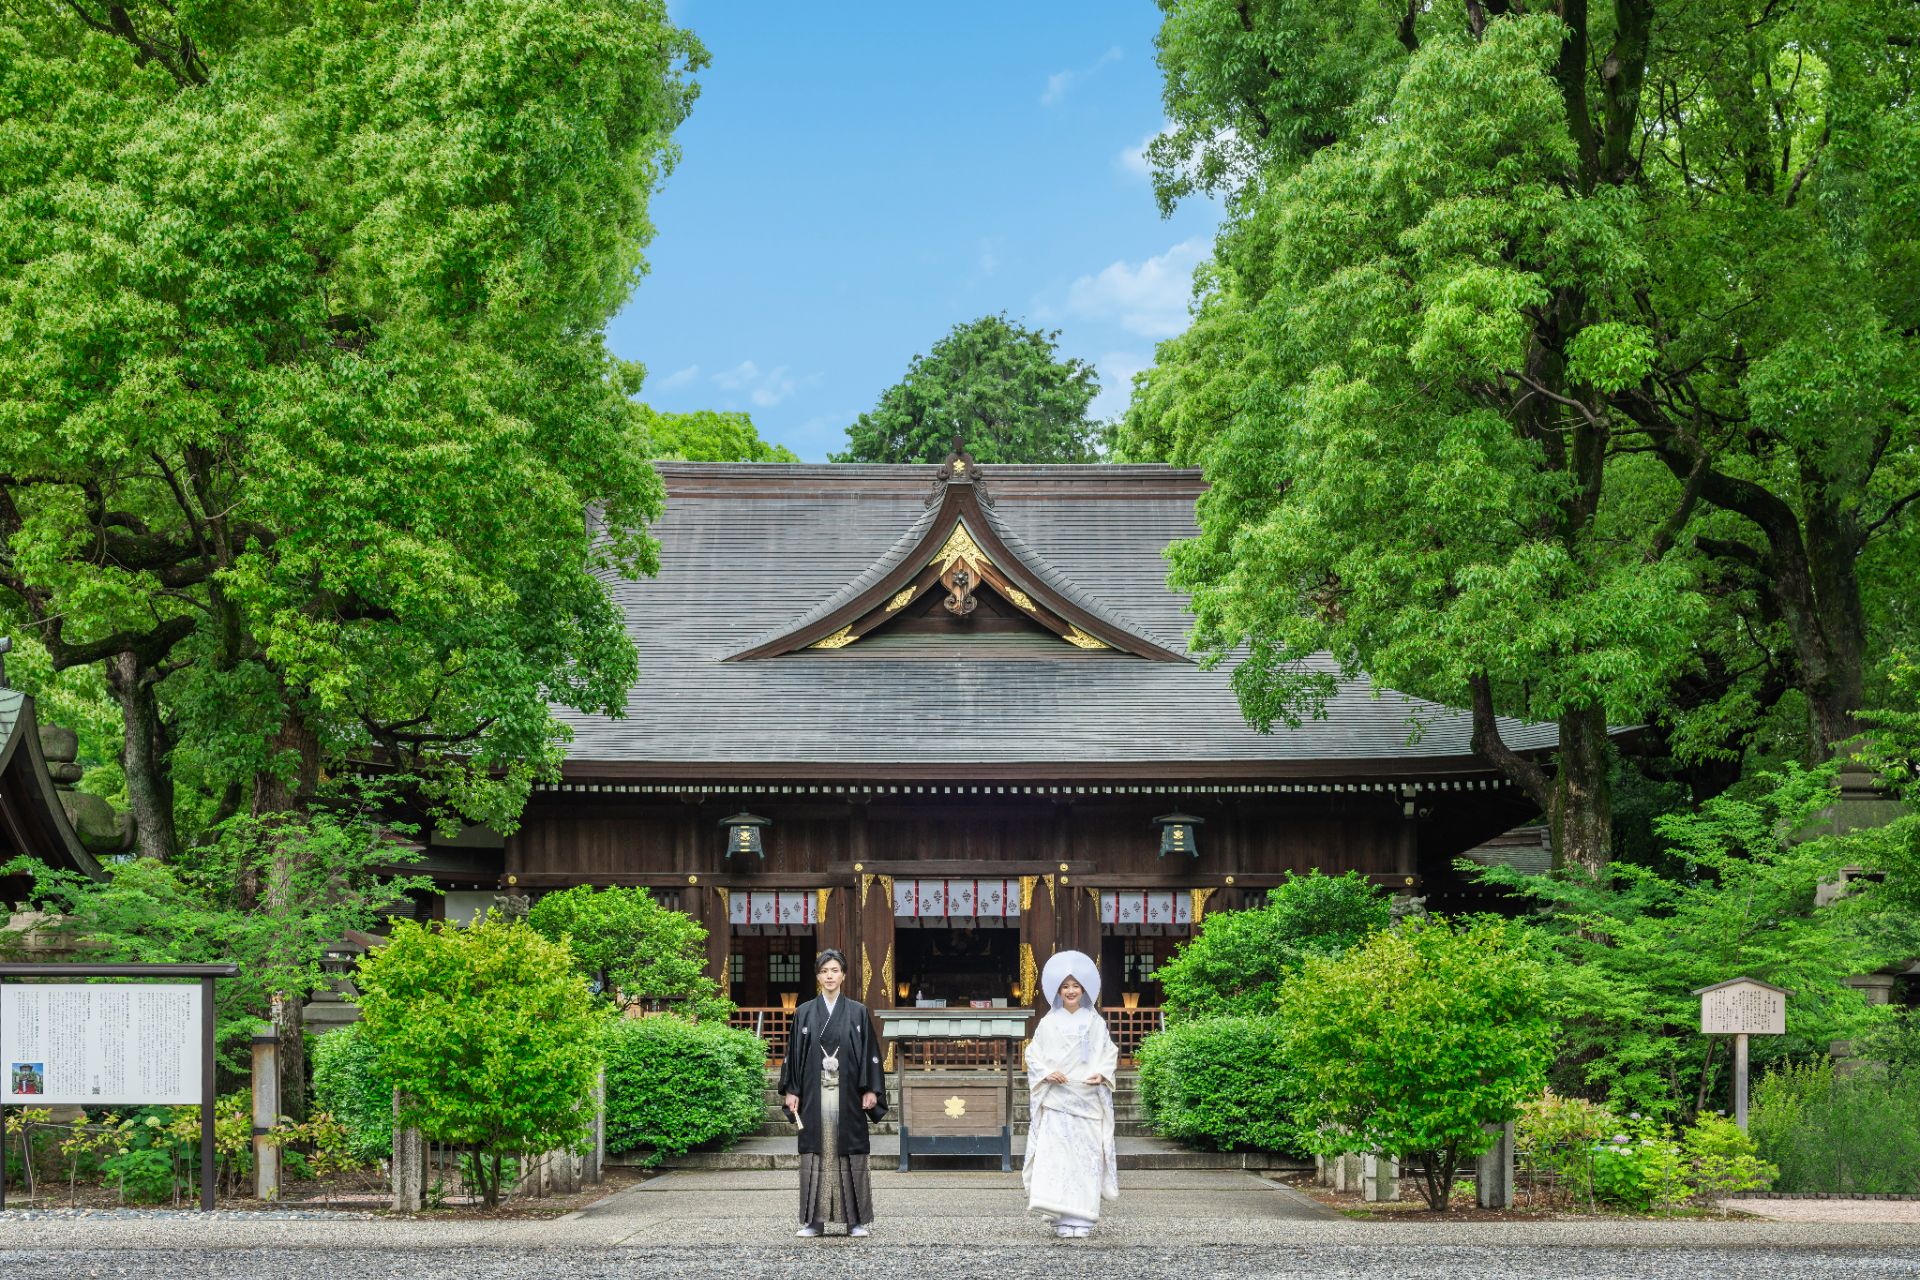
<box><xmin>658</xmin><ymin>1132</ymin><xmax>1300</xmax><ymax>1171</ymax></box>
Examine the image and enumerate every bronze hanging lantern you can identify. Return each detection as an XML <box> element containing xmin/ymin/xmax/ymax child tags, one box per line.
<box><xmin>1153</xmin><ymin>811</ymin><xmax>1203</xmax><ymax>858</ymax></box>
<box><xmin>719</xmin><ymin>812</ymin><xmax>770</xmax><ymax>860</ymax></box>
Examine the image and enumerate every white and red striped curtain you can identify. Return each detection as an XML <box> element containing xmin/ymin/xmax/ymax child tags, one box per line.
<box><xmin>1098</xmin><ymin>890</ymin><xmax>1195</xmax><ymax>935</ymax></box>
<box><xmin>892</xmin><ymin>878</ymin><xmax>1021</xmax><ymax>923</ymax></box>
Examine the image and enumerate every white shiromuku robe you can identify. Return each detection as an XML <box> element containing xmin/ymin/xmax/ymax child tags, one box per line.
<box><xmin>1022</xmin><ymin>1004</ymin><xmax>1121</xmax><ymax>1226</ymax></box>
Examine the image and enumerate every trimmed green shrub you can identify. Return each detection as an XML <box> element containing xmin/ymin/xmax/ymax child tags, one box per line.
<box><xmin>1136</xmin><ymin>1015</ymin><xmax>1303</xmax><ymax>1152</ymax></box>
<box><xmin>1752</xmin><ymin>1059</ymin><xmax>1920</xmax><ymax>1194</ymax></box>
<box><xmin>603</xmin><ymin>1015</ymin><xmax>766</xmax><ymax>1164</ymax></box>
<box><xmin>527</xmin><ymin>885</ymin><xmax>732</xmax><ymax>1021</ymax></box>
<box><xmin>1157</xmin><ymin>870</ymin><xmax>1388</xmax><ymax>1022</ymax></box>
<box><xmin>310</xmin><ymin>1024</ymin><xmax>394</xmax><ymax>1164</ymax></box>
<box><xmin>1279</xmin><ymin>917</ymin><xmax>1557</xmax><ymax>1210</ymax></box>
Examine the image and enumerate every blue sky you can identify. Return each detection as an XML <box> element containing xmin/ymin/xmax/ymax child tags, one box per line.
<box><xmin>607</xmin><ymin>2</ymin><xmax>1220</xmax><ymax>461</ymax></box>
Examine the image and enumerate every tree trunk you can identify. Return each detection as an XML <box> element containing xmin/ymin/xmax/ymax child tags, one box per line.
<box><xmin>104</xmin><ymin>650</ymin><xmax>179</xmax><ymax>861</ymax></box>
<box><xmin>1801</xmin><ymin>497</ymin><xmax>1868</xmax><ymax>757</ymax></box>
<box><xmin>251</xmin><ymin>700</ymin><xmax>320</xmax><ymax>817</ymax></box>
<box><xmin>1548</xmin><ymin>705</ymin><xmax>1613</xmax><ymax>877</ymax></box>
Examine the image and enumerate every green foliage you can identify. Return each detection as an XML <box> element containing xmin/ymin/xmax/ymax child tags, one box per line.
<box><xmin>354</xmin><ymin>916</ymin><xmax>602</xmax><ymax>1206</ymax></box>
<box><xmin>310</xmin><ymin>1024</ymin><xmax>395</xmax><ymax>1165</ymax></box>
<box><xmin>0</xmin><ymin>0</ymin><xmax>708</xmax><ymax>841</ymax></box>
<box><xmin>1472</xmin><ymin>765</ymin><xmax>1904</xmax><ymax>1115</ymax></box>
<box><xmin>1752</xmin><ymin>1059</ymin><xmax>1920</xmax><ymax>1195</ymax></box>
<box><xmin>833</xmin><ymin>314</ymin><xmax>1101</xmax><ymax>463</ymax></box>
<box><xmin>1</xmin><ymin>793</ymin><xmax>430</xmax><ymax>1079</ymax></box>
<box><xmin>1136</xmin><ymin>1015</ymin><xmax>1303</xmax><ymax>1153</ymax></box>
<box><xmin>1279</xmin><ymin>917</ymin><xmax>1557</xmax><ymax>1210</ymax></box>
<box><xmin>526</xmin><ymin>885</ymin><xmax>731</xmax><ymax>1020</ymax></box>
<box><xmin>1588</xmin><ymin>1116</ymin><xmax>1690</xmax><ymax>1213</ymax></box>
<box><xmin>1682</xmin><ymin>1113</ymin><xmax>1777</xmax><ymax>1205</ymax></box>
<box><xmin>1517</xmin><ymin>1090</ymin><xmax>1616</xmax><ymax>1209</ymax></box>
<box><xmin>639</xmin><ymin>406</ymin><xmax>799</xmax><ymax>462</ymax></box>
<box><xmin>100</xmin><ymin>1144</ymin><xmax>175</xmax><ymax>1206</ymax></box>
<box><xmin>1129</xmin><ymin>0</ymin><xmax>1920</xmax><ymax>873</ymax></box>
<box><xmin>600</xmin><ymin>1014</ymin><xmax>766</xmax><ymax>1164</ymax></box>
<box><xmin>1156</xmin><ymin>870</ymin><xmax>1388</xmax><ymax>1021</ymax></box>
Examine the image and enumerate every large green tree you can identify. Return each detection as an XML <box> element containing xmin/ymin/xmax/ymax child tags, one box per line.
<box><xmin>639</xmin><ymin>407</ymin><xmax>800</xmax><ymax>462</ymax></box>
<box><xmin>1122</xmin><ymin>1</ymin><xmax>1919</xmax><ymax>871</ymax></box>
<box><xmin>833</xmin><ymin>314</ymin><xmax>1102</xmax><ymax>463</ymax></box>
<box><xmin>0</xmin><ymin>1</ymin><xmax>706</xmax><ymax>850</ymax></box>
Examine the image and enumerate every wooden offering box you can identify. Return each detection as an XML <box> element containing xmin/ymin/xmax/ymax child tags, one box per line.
<box><xmin>877</xmin><ymin>1008</ymin><xmax>1031</xmax><ymax>1171</ymax></box>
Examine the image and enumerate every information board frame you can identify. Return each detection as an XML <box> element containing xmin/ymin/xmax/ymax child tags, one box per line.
<box><xmin>0</xmin><ymin>963</ymin><xmax>237</xmax><ymax>1212</ymax></box>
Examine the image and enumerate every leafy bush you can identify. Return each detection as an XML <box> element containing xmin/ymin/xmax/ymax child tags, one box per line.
<box><xmin>1589</xmin><ymin>1120</ymin><xmax>1688</xmax><ymax>1212</ymax></box>
<box><xmin>602</xmin><ymin>1015</ymin><xmax>766</xmax><ymax>1164</ymax></box>
<box><xmin>1752</xmin><ymin>1059</ymin><xmax>1920</xmax><ymax>1194</ymax></box>
<box><xmin>1136</xmin><ymin>1015</ymin><xmax>1302</xmax><ymax>1152</ymax></box>
<box><xmin>1470</xmin><ymin>765</ymin><xmax>1903</xmax><ymax>1115</ymax></box>
<box><xmin>527</xmin><ymin>885</ymin><xmax>732</xmax><ymax>1020</ymax></box>
<box><xmin>1518</xmin><ymin>1090</ymin><xmax>1617</xmax><ymax>1209</ymax></box>
<box><xmin>1157</xmin><ymin>870</ymin><xmax>1388</xmax><ymax>1022</ymax></box>
<box><xmin>1280</xmin><ymin>916</ymin><xmax>1557</xmax><ymax>1210</ymax></box>
<box><xmin>355</xmin><ymin>917</ymin><xmax>604</xmax><ymax>1206</ymax></box>
<box><xmin>1682</xmin><ymin>1113</ymin><xmax>1776</xmax><ymax>1204</ymax></box>
<box><xmin>310</xmin><ymin>1024</ymin><xmax>394</xmax><ymax>1164</ymax></box>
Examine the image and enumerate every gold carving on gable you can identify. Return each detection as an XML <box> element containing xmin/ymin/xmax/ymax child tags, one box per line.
<box><xmin>810</xmin><ymin>626</ymin><xmax>859</xmax><ymax>650</ymax></box>
<box><xmin>885</xmin><ymin>586</ymin><xmax>918</xmax><ymax>612</ymax></box>
<box><xmin>934</xmin><ymin>523</ymin><xmax>988</xmax><ymax>572</ymax></box>
<box><xmin>1063</xmin><ymin>627</ymin><xmax>1109</xmax><ymax>650</ymax></box>
<box><xmin>1003</xmin><ymin>586</ymin><xmax>1035</xmax><ymax>611</ymax></box>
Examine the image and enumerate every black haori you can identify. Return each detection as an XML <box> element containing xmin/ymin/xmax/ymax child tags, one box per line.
<box><xmin>779</xmin><ymin>994</ymin><xmax>888</xmax><ymax>1229</ymax></box>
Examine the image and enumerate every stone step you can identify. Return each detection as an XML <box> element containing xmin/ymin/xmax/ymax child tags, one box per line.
<box><xmin>638</xmin><ymin>1136</ymin><xmax>1310</xmax><ymax>1174</ymax></box>
<box><xmin>751</xmin><ymin>1118</ymin><xmax>1162</xmax><ymax>1139</ymax></box>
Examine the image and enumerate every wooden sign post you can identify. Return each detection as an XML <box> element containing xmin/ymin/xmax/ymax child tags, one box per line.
<box><xmin>1694</xmin><ymin>977</ymin><xmax>1788</xmax><ymax>1131</ymax></box>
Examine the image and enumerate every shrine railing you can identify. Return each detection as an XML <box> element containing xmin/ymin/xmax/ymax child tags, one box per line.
<box><xmin>729</xmin><ymin>1005</ymin><xmax>1165</xmax><ymax>1067</ymax></box>
<box><xmin>728</xmin><ymin>1007</ymin><xmax>795</xmax><ymax>1061</ymax></box>
<box><xmin>1100</xmin><ymin>1006</ymin><xmax>1164</xmax><ymax>1063</ymax></box>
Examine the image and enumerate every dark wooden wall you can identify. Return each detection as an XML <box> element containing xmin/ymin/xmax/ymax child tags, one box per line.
<box><xmin>504</xmin><ymin>792</ymin><xmax>1411</xmax><ymax>883</ymax></box>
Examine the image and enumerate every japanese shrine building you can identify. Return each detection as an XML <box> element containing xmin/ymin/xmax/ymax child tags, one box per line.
<box><xmin>442</xmin><ymin>450</ymin><xmax>1550</xmax><ymax>1022</ymax></box>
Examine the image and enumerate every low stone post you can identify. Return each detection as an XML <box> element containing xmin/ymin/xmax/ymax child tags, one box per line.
<box><xmin>391</xmin><ymin>1090</ymin><xmax>425</xmax><ymax>1211</ymax></box>
<box><xmin>250</xmin><ymin>1028</ymin><xmax>281</xmax><ymax>1201</ymax></box>
<box><xmin>1362</xmin><ymin>1152</ymin><xmax>1398</xmax><ymax>1202</ymax></box>
<box><xmin>584</xmin><ymin>1068</ymin><xmax>607</xmax><ymax>1185</ymax></box>
<box><xmin>1477</xmin><ymin>1121</ymin><xmax>1515</xmax><ymax>1209</ymax></box>
<box><xmin>1330</xmin><ymin>1151</ymin><xmax>1363</xmax><ymax>1193</ymax></box>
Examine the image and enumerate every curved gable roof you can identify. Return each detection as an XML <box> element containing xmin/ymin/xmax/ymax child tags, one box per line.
<box><xmin>559</xmin><ymin>461</ymin><xmax>1558</xmax><ymax>779</ymax></box>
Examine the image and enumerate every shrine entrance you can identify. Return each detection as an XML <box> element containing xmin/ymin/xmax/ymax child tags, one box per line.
<box><xmin>894</xmin><ymin>924</ymin><xmax>1019</xmax><ymax>1007</ymax></box>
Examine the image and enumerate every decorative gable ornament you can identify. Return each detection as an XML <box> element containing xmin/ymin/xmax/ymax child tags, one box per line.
<box><xmin>728</xmin><ymin>441</ymin><xmax>1186</xmax><ymax>662</ymax></box>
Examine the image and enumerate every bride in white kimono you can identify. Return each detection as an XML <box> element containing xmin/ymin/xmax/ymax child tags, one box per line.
<box><xmin>1023</xmin><ymin>950</ymin><xmax>1120</xmax><ymax>1238</ymax></box>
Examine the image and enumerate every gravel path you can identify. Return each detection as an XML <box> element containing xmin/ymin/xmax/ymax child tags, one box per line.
<box><xmin>1</xmin><ymin>1245</ymin><xmax>1916</xmax><ymax>1280</ymax></box>
<box><xmin>5</xmin><ymin>1169</ymin><xmax>1920</xmax><ymax>1278</ymax></box>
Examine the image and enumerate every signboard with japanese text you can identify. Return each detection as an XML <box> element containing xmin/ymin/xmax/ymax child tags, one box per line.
<box><xmin>1</xmin><ymin>982</ymin><xmax>201</xmax><ymax>1106</ymax></box>
<box><xmin>1698</xmin><ymin>978</ymin><xmax>1787</xmax><ymax>1036</ymax></box>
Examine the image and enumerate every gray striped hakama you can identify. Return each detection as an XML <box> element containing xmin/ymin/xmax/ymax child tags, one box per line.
<box><xmin>798</xmin><ymin>1055</ymin><xmax>874</xmax><ymax>1229</ymax></box>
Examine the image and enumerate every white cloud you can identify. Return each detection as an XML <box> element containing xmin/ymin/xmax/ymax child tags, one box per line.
<box><xmin>656</xmin><ymin>363</ymin><xmax>700</xmax><ymax>390</ymax></box>
<box><xmin>1041</xmin><ymin>46</ymin><xmax>1122</xmax><ymax>107</ymax></box>
<box><xmin>712</xmin><ymin>360</ymin><xmax>801</xmax><ymax>409</ymax></box>
<box><xmin>1117</xmin><ymin>123</ymin><xmax>1171</xmax><ymax>180</ymax></box>
<box><xmin>1090</xmin><ymin>351</ymin><xmax>1150</xmax><ymax>423</ymax></box>
<box><xmin>1064</xmin><ymin>236</ymin><xmax>1209</xmax><ymax>339</ymax></box>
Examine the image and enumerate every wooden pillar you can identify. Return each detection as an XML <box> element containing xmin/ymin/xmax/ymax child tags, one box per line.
<box><xmin>813</xmin><ymin>886</ymin><xmax>850</xmax><ymax>968</ymax></box>
<box><xmin>856</xmin><ymin>873</ymin><xmax>895</xmax><ymax>1011</ymax></box>
<box><xmin>692</xmin><ymin>883</ymin><xmax>730</xmax><ymax>988</ymax></box>
<box><xmin>1018</xmin><ymin>874</ymin><xmax>1057</xmax><ymax>1012</ymax></box>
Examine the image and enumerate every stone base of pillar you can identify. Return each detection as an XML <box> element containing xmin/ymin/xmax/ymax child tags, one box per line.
<box><xmin>1477</xmin><ymin>1121</ymin><xmax>1516</xmax><ymax>1209</ymax></box>
<box><xmin>1362</xmin><ymin>1152</ymin><xmax>1398</xmax><ymax>1202</ymax></box>
<box><xmin>390</xmin><ymin>1110</ymin><xmax>425</xmax><ymax>1210</ymax></box>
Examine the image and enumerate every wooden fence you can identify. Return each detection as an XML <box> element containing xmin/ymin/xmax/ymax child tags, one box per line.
<box><xmin>729</xmin><ymin>1006</ymin><xmax>1163</xmax><ymax>1067</ymax></box>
